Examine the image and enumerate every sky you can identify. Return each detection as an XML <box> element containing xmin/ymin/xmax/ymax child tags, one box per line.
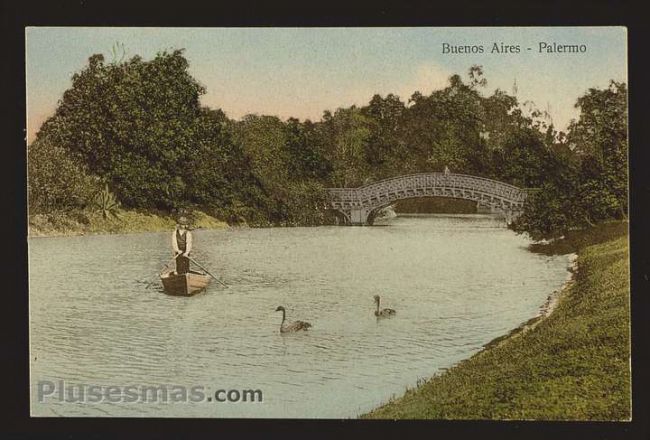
<box><xmin>25</xmin><ymin>27</ymin><xmax>627</xmax><ymax>142</ymax></box>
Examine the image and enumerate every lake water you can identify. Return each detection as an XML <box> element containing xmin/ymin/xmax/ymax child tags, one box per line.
<box><xmin>29</xmin><ymin>214</ymin><xmax>570</xmax><ymax>418</ymax></box>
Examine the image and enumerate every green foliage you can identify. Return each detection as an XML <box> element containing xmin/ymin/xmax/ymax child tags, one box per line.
<box><xmin>231</xmin><ymin>114</ymin><xmax>330</xmax><ymax>226</ymax></box>
<box><xmin>27</xmin><ymin>137</ymin><xmax>102</xmax><ymax>214</ymax></box>
<box><xmin>528</xmin><ymin>221</ymin><xmax>628</xmax><ymax>256</ymax></box>
<box><xmin>512</xmin><ymin>81</ymin><xmax>628</xmax><ymax>239</ymax></box>
<box><xmin>511</xmin><ymin>184</ymin><xmax>573</xmax><ymax>240</ymax></box>
<box><xmin>30</xmin><ymin>51</ymin><xmax>627</xmax><ymax>232</ymax></box>
<box><xmin>93</xmin><ymin>184</ymin><xmax>121</xmax><ymax>219</ymax></box>
<box><xmin>319</xmin><ymin>107</ymin><xmax>375</xmax><ymax>187</ymax></box>
<box><xmin>33</xmin><ymin>50</ymin><xmax>270</xmax><ymax>224</ymax></box>
<box><xmin>282</xmin><ymin>180</ymin><xmax>330</xmax><ymax>226</ymax></box>
<box><xmin>36</xmin><ymin>50</ymin><xmax>206</xmax><ymax>209</ymax></box>
<box><xmin>361</xmin><ymin>94</ymin><xmax>407</xmax><ymax>178</ymax></box>
<box><xmin>182</xmin><ymin>108</ymin><xmax>258</xmax><ymax>218</ymax></box>
<box><xmin>285</xmin><ymin>118</ymin><xmax>332</xmax><ymax>180</ymax></box>
<box><xmin>400</xmin><ymin>78</ymin><xmax>484</xmax><ymax>173</ymax></box>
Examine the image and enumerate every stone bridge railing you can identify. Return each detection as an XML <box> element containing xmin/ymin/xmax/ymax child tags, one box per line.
<box><xmin>327</xmin><ymin>172</ymin><xmax>527</xmax><ymax>225</ymax></box>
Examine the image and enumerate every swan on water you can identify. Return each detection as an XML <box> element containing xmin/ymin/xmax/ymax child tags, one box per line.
<box><xmin>373</xmin><ymin>295</ymin><xmax>396</xmax><ymax>317</ymax></box>
<box><xmin>275</xmin><ymin>306</ymin><xmax>312</xmax><ymax>333</ymax></box>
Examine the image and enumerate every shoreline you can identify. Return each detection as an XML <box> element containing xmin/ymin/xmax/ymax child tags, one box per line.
<box><xmin>537</xmin><ymin>253</ymin><xmax>577</xmax><ymax>317</ymax></box>
<box><xmin>363</xmin><ymin>223</ymin><xmax>630</xmax><ymax>420</ymax></box>
<box><xmin>476</xmin><ymin>252</ymin><xmax>576</xmax><ymax>354</ymax></box>
<box><xmin>27</xmin><ymin>210</ymin><xmax>499</xmax><ymax>238</ymax></box>
<box><xmin>27</xmin><ymin>209</ymin><xmax>229</xmax><ymax>238</ymax></box>
<box><xmin>27</xmin><ymin>225</ymin><xmax>228</xmax><ymax>239</ymax></box>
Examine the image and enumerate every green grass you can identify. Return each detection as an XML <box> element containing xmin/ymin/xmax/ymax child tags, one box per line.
<box><xmin>28</xmin><ymin>208</ymin><xmax>228</xmax><ymax>237</ymax></box>
<box><xmin>363</xmin><ymin>225</ymin><xmax>630</xmax><ymax>420</ymax></box>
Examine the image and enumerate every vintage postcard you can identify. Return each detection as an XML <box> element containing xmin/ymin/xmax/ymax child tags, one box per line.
<box><xmin>27</xmin><ymin>27</ymin><xmax>629</xmax><ymax>419</ymax></box>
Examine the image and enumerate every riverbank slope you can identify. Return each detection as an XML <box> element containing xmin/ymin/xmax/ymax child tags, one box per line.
<box><xmin>28</xmin><ymin>209</ymin><xmax>228</xmax><ymax>237</ymax></box>
<box><xmin>363</xmin><ymin>223</ymin><xmax>630</xmax><ymax>420</ymax></box>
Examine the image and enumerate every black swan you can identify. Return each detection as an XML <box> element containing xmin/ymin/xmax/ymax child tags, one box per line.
<box><xmin>373</xmin><ymin>295</ymin><xmax>396</xmax><ymax>317</ymax></box>
<box><xmin>275</xmin><ymin>306</ymin><xmax>312</xmax><ymax>333</ymax></box>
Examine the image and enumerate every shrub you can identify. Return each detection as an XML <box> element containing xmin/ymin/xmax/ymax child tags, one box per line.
<box><xmin>27</xmin><ymin>138</ymin><xmax>102</xmax><ymax>214</ymax></box>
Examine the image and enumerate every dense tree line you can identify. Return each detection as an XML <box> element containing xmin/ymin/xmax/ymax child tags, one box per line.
<box><xmin>510</xmin><ymin>81</ymin><xmax>628</xmax><ymax>239</ymax></box>
<box><xmin>28</xmin><ymin>50</ymin><xmax>627</xmax><ymax>237</ymax></box>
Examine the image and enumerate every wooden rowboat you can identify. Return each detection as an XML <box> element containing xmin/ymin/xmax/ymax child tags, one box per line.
<box><xmin>160</xmin><ymin>269</ymin><xmax>211</xmax><ymax>296</ymax></box>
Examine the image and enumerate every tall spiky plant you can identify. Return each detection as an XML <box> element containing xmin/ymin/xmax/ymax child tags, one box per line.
<box><xmin>94</xmin><ymin>184</ymin><xmax>121</xmax><ymax>219</ymax></box>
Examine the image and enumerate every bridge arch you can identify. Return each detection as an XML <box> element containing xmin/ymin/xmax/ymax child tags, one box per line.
<box><xmin>327</xmin><ymin>173</ymin><xmax>527</xmax><ymax>226</ymax></box>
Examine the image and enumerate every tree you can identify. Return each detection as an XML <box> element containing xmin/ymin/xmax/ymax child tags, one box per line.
<box><xmin>231</xmin><ymin>114</ymin><xmax>330</xmax><ymax>225</ymax></box>
<box><xmin>285</xmin><ymin>118</ymin><xmax>332</xmax><ymax>180</ymax></box>
<box><xmin>569</xmin><ymin>81</ymin><xmax>628</xmax><ymax>222</ymax></box>
<box><xmin>233</xmin><ymin>114</ymin><xmax>291</xmax><ymax>222</ymax></box>
<box><xmin>318</xmin><ymin>107</ymin><xmax>374</xmax><ymax>187</ymax></box>
<box><xmin>400</xmin><ymin>72</ymin><xmax>485</xmax><ymax>174</ymax></box>
<box><xmin>35</xmin><ymin>50</ymin><xmax>206</xmax><ymax>210</ymax></box>
<box><xmin>361</xmin><ymin>94</ymin><xmax>407</xmax><ymax>179</ymax></box>
<box><xmin>511</xmin><ymin>81</ymin><xmax>628</xmax><ymax>239</ymax></box>
<box><xmin>182</xmin><ymin>108</ymin><xmax>260</xmax><ymax>222</ymax></box>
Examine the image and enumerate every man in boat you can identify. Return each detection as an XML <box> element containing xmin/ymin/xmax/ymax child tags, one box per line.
<box><xmin>172</xmin><ymin>216</ymin><xmax>192</xmax><ymax>274</ymax></box>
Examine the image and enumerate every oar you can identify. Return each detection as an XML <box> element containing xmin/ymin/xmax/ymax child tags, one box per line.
<box><xmin>188</xmin><ymin>256</ymin><xmax>228</xmax><ymax>288</ymax></box>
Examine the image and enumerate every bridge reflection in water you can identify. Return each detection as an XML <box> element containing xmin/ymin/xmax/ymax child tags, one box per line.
<box><xmin>327</xmin><ymin>173</ymin><xmax>528</xmax><ymax>226</ymax></box>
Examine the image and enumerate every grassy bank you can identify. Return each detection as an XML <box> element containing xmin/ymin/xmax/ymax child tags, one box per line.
<box><xmin>363</xmin><ymin>223</ymin><xmax>630</xmax><ymax>420</ymax></box>
<box><xmin>28</xmin><ymin>209</ymin><xmax>228</xmax><ymax>237</ymax></box>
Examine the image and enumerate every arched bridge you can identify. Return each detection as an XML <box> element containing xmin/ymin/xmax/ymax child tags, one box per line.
<box><xmin>327</xmin><ymin>173</ymin><xmax>527</xmax><ymax>225</ymax></box>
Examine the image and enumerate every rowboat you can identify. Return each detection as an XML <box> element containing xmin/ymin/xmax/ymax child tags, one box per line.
<box><xmin>160</xmin><ymin>269</ymin><xmax>211</xmax><ymax>296</ymax></box>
